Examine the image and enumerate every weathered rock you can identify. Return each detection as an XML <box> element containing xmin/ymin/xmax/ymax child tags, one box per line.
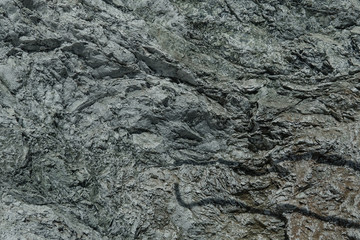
<box><xmin>0</xmin><ymin>0</ymin><xmax>359</xmax><ymax>239</ymax></box>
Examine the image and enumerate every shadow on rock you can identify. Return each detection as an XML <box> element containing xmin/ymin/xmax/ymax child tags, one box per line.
<box><xmin>174</xmin><ymin>183</ymin><xmax>360</xmax><ymax>229</ymax></box>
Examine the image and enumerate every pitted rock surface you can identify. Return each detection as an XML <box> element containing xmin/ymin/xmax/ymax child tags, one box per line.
<box><xmin>0</xmin><ymin>0</ymin><xmax>360</xmax><ymax>239</ymax></box>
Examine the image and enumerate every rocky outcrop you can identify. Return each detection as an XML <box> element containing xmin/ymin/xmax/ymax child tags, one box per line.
<box><xmin>0</xmin><ymin>0</ymin><xmax>360</xmax><ymax>239</ymax></box>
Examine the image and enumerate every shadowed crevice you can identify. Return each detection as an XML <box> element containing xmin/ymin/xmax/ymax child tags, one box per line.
<box><xmin>274</xmin><ymin>151</ymin><xmax>360</xmax><ymax>173</ymax></box>
<box><xmin>174</xmin><ymin>158</ymin><xmax>270</xmax><ymax>176</ymax></box>
<box><xmin>174</xmin><ymin>151</ymin><xmax>360</xmax><ymax>178</ymax></box>
<box><xmin>174</xmin><ymin>183</ymin><xmax>360</xmax><ymax>229</ymax></box>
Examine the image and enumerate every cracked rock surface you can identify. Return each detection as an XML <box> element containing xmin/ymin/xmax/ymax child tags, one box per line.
<box><xmin>1</xmin><ymin>0</ymin><xmax>360</xmax><ymax>239</ymax></box>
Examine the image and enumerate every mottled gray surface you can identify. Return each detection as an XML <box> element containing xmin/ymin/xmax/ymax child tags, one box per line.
<box><xmin>0</xmin><ymin>0</ymin><xmax>360</xmax><ymax>239</ymax></box>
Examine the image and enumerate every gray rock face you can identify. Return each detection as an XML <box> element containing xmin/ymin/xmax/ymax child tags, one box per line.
<box><xmin>0</xmin><ymin>0</ymin><xmax>360</xmax><ymax>239</ymax></box>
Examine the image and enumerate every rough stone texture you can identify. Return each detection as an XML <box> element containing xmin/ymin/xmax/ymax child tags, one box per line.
<box><xmin>0</xmin><ymin>0</ymin><xmax>360</xmax><ymax>239</ymax></box>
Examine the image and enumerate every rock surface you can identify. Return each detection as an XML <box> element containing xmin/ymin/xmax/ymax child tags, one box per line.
<box><xmin>1</xmin><ymin>0</ymin><xmax>360</xmax><ymax>239</ymax></box>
